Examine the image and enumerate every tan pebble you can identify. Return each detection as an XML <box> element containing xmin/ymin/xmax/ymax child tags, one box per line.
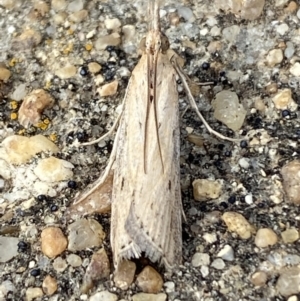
<box><xmin>132</xmin><ymin>293</ymin><xmax>167</xmax><ymax>301</ymax></box>
<box><xmin>290</xmin><ymin>62</ymin><xmax>300</xmax><ymax>77</ymax></box>
<box><xmin>169</xmin><ymin>12</ymin><xmax>180</xmax><ymax>26</ymax></box>
<box><xmin>55</xmin><ymin>65</ymin><xmax>77</xmax><ymax>79</ymax></box>
<box><xmin>285</xmin><ymin>1</ymin><xmax>298</xmax><ymax>13</ymax></box>
<box><xmin>255</xmin><ymin>228</ymin><xmax>278</xmax><ymax>247</ymax></box>
<box><xmin>281</xmin><ymin>160</ymin><xmax>300</xmax><ymax>204</ymax></box>
<box><xmin>265</xmin><ymin>83</ymin><xmax>278</xmax><ymax>94</ymax></box>
<box><xmin>281</xmin><ymin>228</ymin><xmax>299</xmax><ymax>243</ymax></box>
<box><xmin>254</xmin><ymin>98</ymin><xmax>266</xmax><ymax>113</ymax></box>
<box><xmin>0</xmin><ymin>135</ymin><xmax>59</xmax><ymax>165</ymax></box>
<box><xmin>122</xmin><ymin>25</ymin><xmax>136</xmax><ymax>45</ymax></box>
<box><xmin>192</xmin><ymin>179</ymin><xmax>223</xmax><ymax>201</ymax></box>
<box><xmin>88</xmin><ymin>62</ymin><xmax>101</xmax><ymax>74</ymax></box>
<box><xmin>53</xmin><ymin>12</ymin><xmax>67</xmax><ymax>24</ymax></box>
<box><xmin>18</xmin><ymin>89</ymin><xmax>55</xmax><ymax>128</ymax></box>
<box><xmin>34</xmin><ymin>1</ymin><xmax>49</xmax><ymax>16</ymax></box>
<box><xmin>69</xmin><ymin>10</ymin><xmax>88</xmax><ymax>23</ymax></box>
<box><xmin>95</xmin><ymin>33</ymin><xmax>121</xmax><ymax>50</ymax></box>
<box><xmin>272</xmin><ymin>89</ymin><xmax>297</xmax><ymax>111</ymax></box>
<box><xmin>51</xmin><ymin>0</ymin><xmax>67</xmax><ymax>11</ymax></box>
<box><xmin>25</xmin><ymin>287</ymin><xmax>43</xmax><ymax>301</ymax></box>
<box><xmin>12</xmin><ymin>29</ymin><xmax>42</xmax><ymax>50</ymax></box>
<box><xmin>104</xmin><ymin>18</ymin><xmax>121</xmax><ymax>30</ymax></box>
<box><xmin>266</xmin><ymin>49</ymin><xmax>283</xmax><ymax>67</ymax></box>
<box><xmin>187</xmin><ymin>134</ymin><xmax>204</xmax><ymax>147</ymax></box>
<box><xmin>67</xmin><ymin>254</ymin><xmax>82</xmax><ymax>267</ymax></box>
<box><xmin>41</xmin><ymin>227</ymin><xmax>68</xmax><ymax>258</ymax></box>
<box><xmin>114</xmin><ymin>260</ymin><xmax>136</xmax><ymax>290</ymax></box>
<box><xmin>251</xmin><ymin>271</ymin><xmax>268</xmax><ymax>286</ymax></box>
<box><xmin>136</xmin><ymin>266</ymin><xmax>163</xmax><ymax>294</ymax></box>
<box><xmin>222</xmin><ymin>212</ymin><xmax>255</xmax><ymax>239</ymax></box>
<box><xmin>81</xmin><ymin>249</ymin><xmax>110</xmax><ymax>293</ymax></box>
<box><xmin>0</xmin><ymin>67</ymin><xmax>11</xmax><ymax>82</ymax></box>
<box><xmin>207</xmin><ymin>41</ymin><xmax>222</xmax><ymax>53</ymax></box>
<box><xmin>34</xmin><ymin>156</ymin><xmax>74</xmax><ymax>182</ymax></box>
<box><xmin>42</xmin><ymin>275</ymin><xmax>57</xmax><ymax>295</ymax></box>
<box><xmin>98</xmin><ymin>80</ymin><xmax>118</xmax><ymax>97</ymax></box>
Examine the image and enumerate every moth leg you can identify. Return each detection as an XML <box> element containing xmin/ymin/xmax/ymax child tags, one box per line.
<box><xmin>171</xmin><ymin>56</ymin><xmax>241</xmax><ymax>142</ymax></box>
<box><xmin>81</xmin><ymin>109</ymin><xmax>123</xmax><ymax>146</ymax></box>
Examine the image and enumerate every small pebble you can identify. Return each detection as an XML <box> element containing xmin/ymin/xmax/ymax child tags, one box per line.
<box><xmin>200</xmin><ymin>265</ymin><xmax>209</xmax><ymax>278</ymax></box>
<box><xmin>211</xmin><ymin>258</ymin><xmax>225</xmax><ymax>270</ymax></box>
<box><xmin>251</xmin><ymin>271</ymin><xmax>268</xmax><ymax>286</ymax></box>
<box><xmin>52</xmin><ymin>257</ymin><xmax>67</xmax><ymax>272</ymax></box>
<box><xmin>42</xmin><ymin>275</ymin><xmax>57</xmax><ymax>295</ymax></box>
<box><xmin>41</xmin><ymin>227</ymin><xmax>67</xmax><ymax>258</ymax></box>
<box><xmin>69</xmin><ymin>9</ymin><xmax>88</xmax><ymax>23</ymax></box>
<box><xmin>12</xmin><ymin>29</ymin><xmax>42</xmax><ymax>50</ymax></box>
<box><xmin>0</xmin><ymin>236</ymin><xmax>19</xmax><ymax>262</ymax></box>
<box><xmin>222</xmin><ymin>212</ymin><xmax>255</xmax><ymax>239</ymax></box>
<box><xmin>290</xmin><ymin>62</ymin><xmax>300</xmax><ymax>77</ymax></box>
<box><xmin>132</xmin><ymin>293</ymin><xmax>167</xmax><ymax>301</ymax></box>
<box><xmin>136</xmin><ymin>266</ymin><xmax>163</xmax><ymax>294</ymax></box>
<box><xmin>281</xmin><ymin>228</ymin><xmax>299</xmax><ymax>243</ymax></box>
<box><xmin>34</xmin><ymin>157</ymin><xmax>74</xmax><ymax>182</ymax></box>
<box><xmin>95</xmin><ymin>33</ymin><xmax>121</xmax><ymax>50</ymax></box>
<box><xmin>266</xmin><ymin>49</ymin><xmax>283</xmax><ymax>67</ymax></box>
<box><xmin>114</xmin><ymin>260</ymin><xmax>136</xmax><ymax>290</ymax></box>
<box><xmin>276</xmin><ymin>23</ymin><xmax>289</xmax><ymax>35</ymax></box>
<box><xmin>55</xmin><ymin>65</ymin><xmax>77</xmax><ymax>79</ymax></box>
<box><xmin>98</xmin><ymin>80</ymin><xmax>118</xmax><ymax>97</ymax></box>
<box><xmin>25</xmin><ymin>287</ymin><xmax>43</xmax><ymax>301</ymax></box>
<box><xmin>192</xmin><ymin>179</ymin><xmax>223</xmax><ymax>201</ymax></box>
<box><xmin>191</xmin><ymin>252</ymin><xmax>210</xmax><ymax>267</ymax></box>
<box><xmin>212</xmin><ymin>90</ymin><xmax>246</xmax><ymax>131</ymax></box>
<box><xmin>272</xmin><ymin>89</ymin><xmax>297</xmax><ymax>111</ymax></box>
<box><xmin>276</xmin><ymin>267</ymin><xmax>300</xmax><ymax>297</ymax></box>
<box><xmin>164</xmin><ymin>281</ymin><xmax>175</xmax><ymax>293</ymax></box>
<box><xmin>104</xmin><ymin>18</ymin><xmax>121</xmax><ymax>30</ymax></box>
<box><xmin>67</xmin><ymin>254</ymin><xmax>82</xmax><ymax>267</ymax></box>
<box><xmin>51</xmin><ymin>0</ymin><xmax>67</xmax><ymax>11</ymax></box>
<box><xmin>88</xmin><ymin>62</ymin><xmax>101</xmax><ymax>74</ymax></box>
<box><xmin>285</xmin><ymin>42</ymin><xmax>295</xmax><ymax>59</ymax></box>
<box><xmin>0</xmin><ymin>67</ymin><xmax>11</xmax><ymax>82</ymax></box>
<box><xmin>281</xmin><ymin>160</ymin><xmax>300</xmax><ymax>204</ymax></box>
<box><xmin>89</xmin><ymin>291</ymin><xmax>118</xmax><ymax>301</ymax></box>
<box><xmin>217</xmin><ymin>245</ymin><xmax>234</xmax><ymax>261</ymax></box>
<box><xmin>255</xmin><ymin>228</ymin><xmax>278</xmax><ymax>247</ymax></box>
<box><xmin>68</xmin><ymin>219</ymin><xmax>105</xmax><ymax>251</ymax></box>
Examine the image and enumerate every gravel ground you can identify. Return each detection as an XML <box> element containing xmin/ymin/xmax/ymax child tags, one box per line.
<box><xmin>1</xmin><ymin>0</ymin><xmax>300</xmax><ymax>300</ymax></box>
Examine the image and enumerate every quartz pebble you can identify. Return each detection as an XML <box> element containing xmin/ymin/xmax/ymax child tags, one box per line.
<box><xmin>51</xmin><ymin>0</ymin><xmax>67</xmax><ymax>11</ymax></box>
<box><xmin>89</xmin><ymin>291</ymin><xmax>118</xmax><ymax>301</ymax></box>
<box><xmin>212</xmin><ymin>90</ymin><xmax>246</xmax><ymax>131</ymax></box>
<box><xmin>191</xmin><ymin>252</ymin><xmax>210</xmax><ymax>267</ymax></box>
<box><xmin>272</xmin><ymin>89</ymin><xmax>297</xmax><ymax>111</ymax></box>
<box><xmin>136</xmin><ymin>266</ymin><xmax>163</xmax><ymax>294</ymax></box>
<box><xmin>18</xmin><ymin>89</ymin><xmax>55</xmax><ymax>128</ymax></box>
<box><xmin>42</xmin><ymin>275</ymin><xmax>57</xmax><ymax>295</ymax></box>
<box><xmin>217</xmin><ymin>245</ymin><xmax>234</xmax><ymax>261</ymax></box>
<box><xmin>67</xmin><ymin>0</ymin><xmax>83</xmax><ymax>12</ymax></box>
<box><xmin>281</xmin><ymin>160</ymin><xmax>300</xmax><ymax>204</ymax></box>
<box><xmin>69</xmin><ymin>10</ymin><xmax>88</xmax><ymax>23</ymax></box>
<box><xmin>285</xmin><ymin>42</ymin><xmax>295</xmax><ymax>59</ymax></box>
<box><xmin>0</xmin><ymin>67</ymin><xmax>11</xmax><ymax>81</ymax></box>
<box><xmin>68</xmin><ymin>219</ymin><xmax>105</xmax><ymax>251</ymax></box>
<box><xmin>41</xmin><ymin>227</ymin><xmax>68</xmax><ymax>258</ymax></box>
<box><xmin>266</xmin><ymin>49</ymin><xmax>283</xmax><ymax>67</ymax></box>
<box><xmin>98</xmin><ymin>80</ymin><xmax>118</xmax><ymax>97</ymax></box>
<box><xmin>34</xmin><ymin>156</ymin><xmax>74</xmax><ymax>182</ymax></box>
<box><xmin>114</xmin><ymin>260</ymin><xmax>136</xmax><ymax>290</ymax></box>
<box><xmin>0</xmin><ymin>135</ymin><xmax>58</xmax><ymax>165</ymax></box>
<box><xmin>53</xmin><ymin>257</ymin><xmax>67</xmax><ymax>272</ymax></box>
<box><xmin>255</xmin><ymin>228</ymin><xmax>278</xmax><ymax>247</ymax></box>
<box><xmin>276</xmin><ymin>267</ymin><xmax>300</xmax><ymax>297</ymax></box>
<box><xmin>164</xmin><ymin>281</ymin><xmax>175</xmax><ymax>293</ymax></box>
<box><xmin>132</xmin><ymin>293</ymin><xmax>167</xmax><ymax>301</ymax></box>
<box><xmin>25</xmin><ymin>287</ymin><xmax>43</xmax><ymax>301</ymax></box>
<box><xmin>11</xmin><ymin>83</ymin><xmax>27</xmax><ymax>101</ymax></box>
<box><xmin>0</xmin><ymin>281</ymin><xmax>16</xmax><ymax>298</ymax></box>
<box><xmin>55</xmin><ymin>65</ymin><xmax>77</xmax><ymax>79</ymax></box>
<box><xmin>251</xmin><ymin>271</ymin><xmax>268</xmax><ymax>286</ymax></box>
<box><xmin>276</xmin><ymin>23</ymin><xmax>289</xmax><ymax>35</ymax></box>
<box><xmin>222</xmin><ymin>212</ymin><xmax>255</xmax><ymax>239</ymax></box>
<box><xmin>0</xmin><ymin>236</ymin><xmax>19</xmax><ymax>262</ymax></box>
<box><xmin>281</xmin><ymin>228</ymin><xmax>299</xmax><ymax>243</ymax></box>
<box><xmin>192</xmin><ymin>179</ymin><xmax>222</xmax><ymax>201</ymax></box>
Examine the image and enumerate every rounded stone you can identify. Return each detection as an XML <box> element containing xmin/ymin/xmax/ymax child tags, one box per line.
<box><xmin>255</xmin><ymin>228</ymin><xmax>278</xmax><ymax>248</ymax></box>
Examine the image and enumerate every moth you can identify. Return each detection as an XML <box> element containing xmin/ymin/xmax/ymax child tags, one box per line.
<box><xmin>69</xmin><ymin>0</ymin><xmax>237</xmax><ymax>273</ymax></box>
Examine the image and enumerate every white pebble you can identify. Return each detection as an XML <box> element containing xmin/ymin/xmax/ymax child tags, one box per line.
<box><xmin>238</xmin><ymin>158</ymin><xmax>250</xmax><ymax>169</ymax></box>
<box><xmin>276</xmin><ymin>23</ymin><xmax>289</xmax><ymax>35</ymax></box>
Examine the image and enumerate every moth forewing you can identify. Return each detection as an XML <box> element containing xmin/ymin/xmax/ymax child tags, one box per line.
<box><xmin>111</xmin><ymin>48</ymin><xmax>182</xmax><ymax>270</ymax></box>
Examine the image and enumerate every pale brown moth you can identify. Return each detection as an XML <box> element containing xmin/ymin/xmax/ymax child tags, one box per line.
<box><xmin>70</xmin><ymin>0</ymin><xmax>238</xmax><ymax>273</ymax></box>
